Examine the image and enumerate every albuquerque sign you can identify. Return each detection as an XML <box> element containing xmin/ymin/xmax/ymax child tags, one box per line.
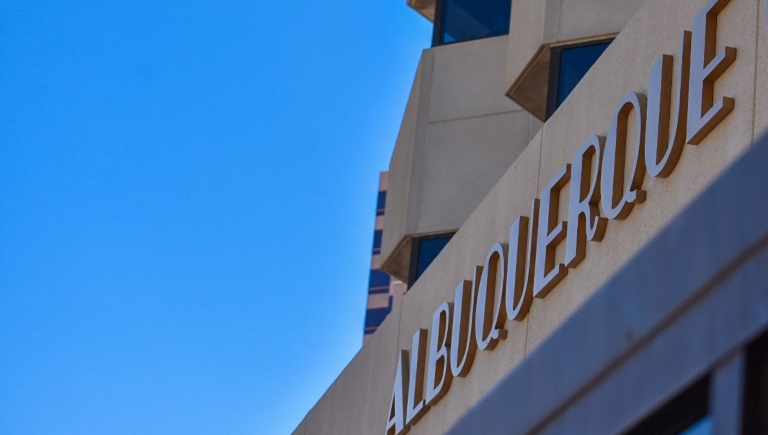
<box><xmin>386</xmin><ymin>0</ymin><xmax>737</xmax><ymax>433</ymax></box>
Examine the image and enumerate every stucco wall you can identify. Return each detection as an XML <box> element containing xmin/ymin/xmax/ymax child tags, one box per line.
<box><xmin>505</xmin><ymin>0</ymin><xmax>647</xmax><ymax>119</ymax></box>
<box><xmin>505</xmin><ymin>0</ymin><xmax>648</xmax><ymax>90</ymax></box>
<box><xmin>451</xmin><ymin>120</ymin><xmax>768</xmax><ymax>435</ymax></box>
<box><xmin>381</xmin><ymin>35</ymin><xmax>540</xmax><ymax>282</ymax></box>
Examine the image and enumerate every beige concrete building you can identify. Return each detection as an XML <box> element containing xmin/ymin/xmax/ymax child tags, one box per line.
<box><xmin>296</xmin><ymin>0</ymin><xmax>768</xmax><ymax>433</ymax></box>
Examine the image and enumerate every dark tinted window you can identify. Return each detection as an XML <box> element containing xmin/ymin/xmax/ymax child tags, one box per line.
<box><xmin>435</xmin><ymin>0</ymin><xmax>511</xmax><ymax>45</ymax></box>
<box><xmin>364</xmin><ymin>306</ymin><xmax>392</xmax><ymax>329</ymax></box>
<box><xmin>368</xmin><ymin>270</ymin><xmax>391</xmax><ymax>290</ymax></box>
<box><xmin>372</xmin><ymin>230</ymin><xmax>383</xmax><ymax>250</ymax></box>
<box><xmin>744</xmin><ymin>330</ymin><xmax>768</xmax><ymax>434</ymax></box>
<box><xmin>409</xmin><ymin>233</ymin><xmax>454</xmax><ymax>287</ymax></box>
<box><xmin>547</xmin><ymin>41</ymin><xmax>611</xmax><ymax>118</ymax></box>
<box><xmin>376</xmin><ymin>191</ymin><xmax>387</xmax><ymax>215</ymax></box>
<box><xmin>624</xmin><ymin>377</ymin><xmax>710</xmax><ymax>435</ymax></box>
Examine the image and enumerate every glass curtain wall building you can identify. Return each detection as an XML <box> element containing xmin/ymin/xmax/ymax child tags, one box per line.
<box><xmin>363</xmin><ymin>172</ymin><xmax>405</xmax><ymax>341</ymax></box>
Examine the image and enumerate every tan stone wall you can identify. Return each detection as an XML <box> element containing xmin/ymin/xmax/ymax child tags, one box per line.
<box><xmin>381</xmin><ymin>36</ymin><xmax>540</xmax><ymax>281</ymax></box>
<box><xmin>505</xmin><ymin>0</ymin><xmax>647</xmax><ymax>101</ymax></box>
<box><xmin>298</xmin><ymin>0</ymin><xmax>767</xmax><ymax>433</ymax></box>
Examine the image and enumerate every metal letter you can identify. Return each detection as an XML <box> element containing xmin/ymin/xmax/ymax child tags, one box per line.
<box><xmin>506</xmin><ymin>199</ymin><xmax>539</xmax><ymax>321</ymax></box>
<box><xmin>385</xmin><ymin>350</ymin><xmax>409</xmax><ymax>435</ymax></box>
<box><xmin>601</xmin><ymin>92</ymin><xmax>647</xmax><ymax>221</ymax></box>
<box><xmin>405</xmin><ymin>329</ymin><xmax>428</xmax><ymax>426</ymax></box>
<box><xmin>565</xmin><ymin>136</ymin><xmax>607</xmax><ymax>268</ymax></box>
<box><xmin>425</xmin><ymin>302</ymin><xmax>453</xmax><ymax>406</ymax></box>
<box><xmin>687</xmin><ymin>0</ymin><xmax>736</xmax><ymax>145</ymax></box>
<box><xmin>449</xmin><ymin>270</ymin><xmax>480</xmax><ymax>378</ymax></box>
<box><xmin>475</xmin><ymin>243</ymin><xmax>508</xmax><ymax>351</ymax></box>
<box><xmin>646</xmin><ymin>32</ymin><xmax>691</xmax><ymax>177</ymax></box>
<box><xmin>534</xmin><ymin>164</ymin><xmax>571</xmax><ymax>298</ymax></box>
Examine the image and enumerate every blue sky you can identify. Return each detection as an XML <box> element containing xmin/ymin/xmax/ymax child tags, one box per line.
<box><xmin>0</xmin><ymin>1</ymin><xmax>431</xmax><ymax>433</ymax></box>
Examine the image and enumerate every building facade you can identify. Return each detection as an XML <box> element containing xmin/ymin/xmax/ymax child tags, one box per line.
<box><xmin>298</xmin><ymin>0</ymin><xmax>768</xmax><ymax>433</ymax></box>
<box><xmin>364</xmin><ymin>172</ymin><xmax>407</xmax><ymax>342</ymax></box>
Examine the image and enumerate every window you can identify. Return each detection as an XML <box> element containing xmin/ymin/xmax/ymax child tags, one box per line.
<box><xmin>743</xmin><ymin>330</ymin><xmax>768</xmax><ymax>434</ymax></box>
<box><xmin>365</xmin><ymin>306</ymin><xmax>392</xmax><ymax>330</ymax></box>
<box><xmin>408</xmin><ymin>233</ymin><xmax>455</xmax><ymax>287</ymax></box>
<box><xmin>368</xmin><ymin>270</ymin><xmax>391</xmax><ymax>292</ymax></box>
<box><xmin>372</xmin><ymin>230</ymin><xmax>383</xmax><ymax>254</ymax></box>
<box><xmin>376</xmin><ymin>191</ymin><xmax>387</xmax><ymax>216</ymax></box>
<box><xmin>432</xmin><ymin>0</ymin><xmax>511</xmax><ymax>46</ymax></box>
<box><xmin>547</xmin><ymin>40</ymin><xmax>613</xmax><ymax>118</ymax></box>
<box><xmin>624</xmin><ymin>377</ymin><xmax>711</xmax><ymax>435</ymax></box>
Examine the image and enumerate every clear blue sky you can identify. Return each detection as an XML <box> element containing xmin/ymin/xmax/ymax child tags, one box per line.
<box><xmin>0</xmin><ymin>1</ymin><xmax>431</xmax><ymax>434</ymax></box>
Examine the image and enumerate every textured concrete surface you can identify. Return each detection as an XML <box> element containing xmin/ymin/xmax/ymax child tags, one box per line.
<box><xmin>304</xmin><ymin>303</ymin><xmax>402</xmax><ymax>435</ymax></box>
<box><xmin>527</xmin><ymin>0</ymin><xmax>758</xmax><ymax>352</ymax></box>
<box><xmin>381</xmin><ymin>36</ymin><xmax>537</xmax><ymax>281</ymax></box>
<box><xmin>451</xmin><ymin>124</ymin><xmax>768</xmax><ymax>434</ymax></box>
<box><xmin>505</xmin><ymin>0</ymin><xmax>646</xmax><ymax>118</ymax></box>
<box><xmin>429</xmin><ymin>36</ymin><xmax>521</xmax><ymax>122</ymax></box>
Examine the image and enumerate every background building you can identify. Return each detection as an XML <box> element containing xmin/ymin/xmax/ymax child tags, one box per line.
<box><xmin>364</xmin><ymin>172</ymin><xmax>407</xmax><ymax>341</ymax></box>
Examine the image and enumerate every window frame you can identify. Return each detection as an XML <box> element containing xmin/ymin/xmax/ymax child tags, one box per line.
<box><xmin>743</xmin><ymin>330</ymin><xmax>768</xmax><ymax>434</ymax></box>
<box><xmin>408</xmin><ymin>232</ymin><xmax>456</xmax><ymax>288</ymax></box>
<box><xmin>546</xmin><ymin>38</ymin><xmax>614</xmax><ymax>119</ymax></box>
<box><xmin>431</xmin><ymin>0</ymin><xmax>512</xmax><ymax>47</ymax></box>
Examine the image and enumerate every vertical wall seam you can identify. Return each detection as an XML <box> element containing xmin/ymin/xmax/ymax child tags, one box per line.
<box><xmin>529</xmin><ymin>114</ymin><xmax>535</xmax><ymax>143</ymax></box>
<box><xmin>523</xmin><ymin>320</ymin><xmax>531</xmax><ymax>358</ymax></box>
<box><xmin>556</xmin><ymin>0</ymin><xmax>564</xmax><ymax>41</ymax></box>
<box><xmin>408</xmin><ymin>49</ymin><xmax>435</xmax><ymax>234</ymax></box>
<box><xmin>751</xmin><ymin>0</ymin><xmax>761</xmax><ymax>142</ymax></box>
<box><xmin>383</xmin><ymin>294</ymin><xmax>405</xmax><ymax>433</ymax></box>
<box><xmin>537</xmin><ymin>125</ymin><xmax>545</xmax><ymax>193</ymax></box>
<box><xmin>395</xmin><ymin>303</ymin><xmax>403</xmax><ymax>360</ymax></box>
<box><xmin>400</xmin><ymin>54</ymin><xmax>421</xmax><ymax>245</ymax></box>
<box><xmin>524</xmin><ymin>124</ymin><xmax>545</xmax><ymax>357</ymax></box>
<box><xmin>304</xmin><ymin>413</ymin><xmax>312</xmax><ymax>435</ymax></box>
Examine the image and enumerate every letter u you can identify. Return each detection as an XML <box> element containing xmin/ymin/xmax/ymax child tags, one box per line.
<box><xmin>506</xmin><ymin>199</ymin><xmax>540</xmax><ymax>321</ymax></box>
